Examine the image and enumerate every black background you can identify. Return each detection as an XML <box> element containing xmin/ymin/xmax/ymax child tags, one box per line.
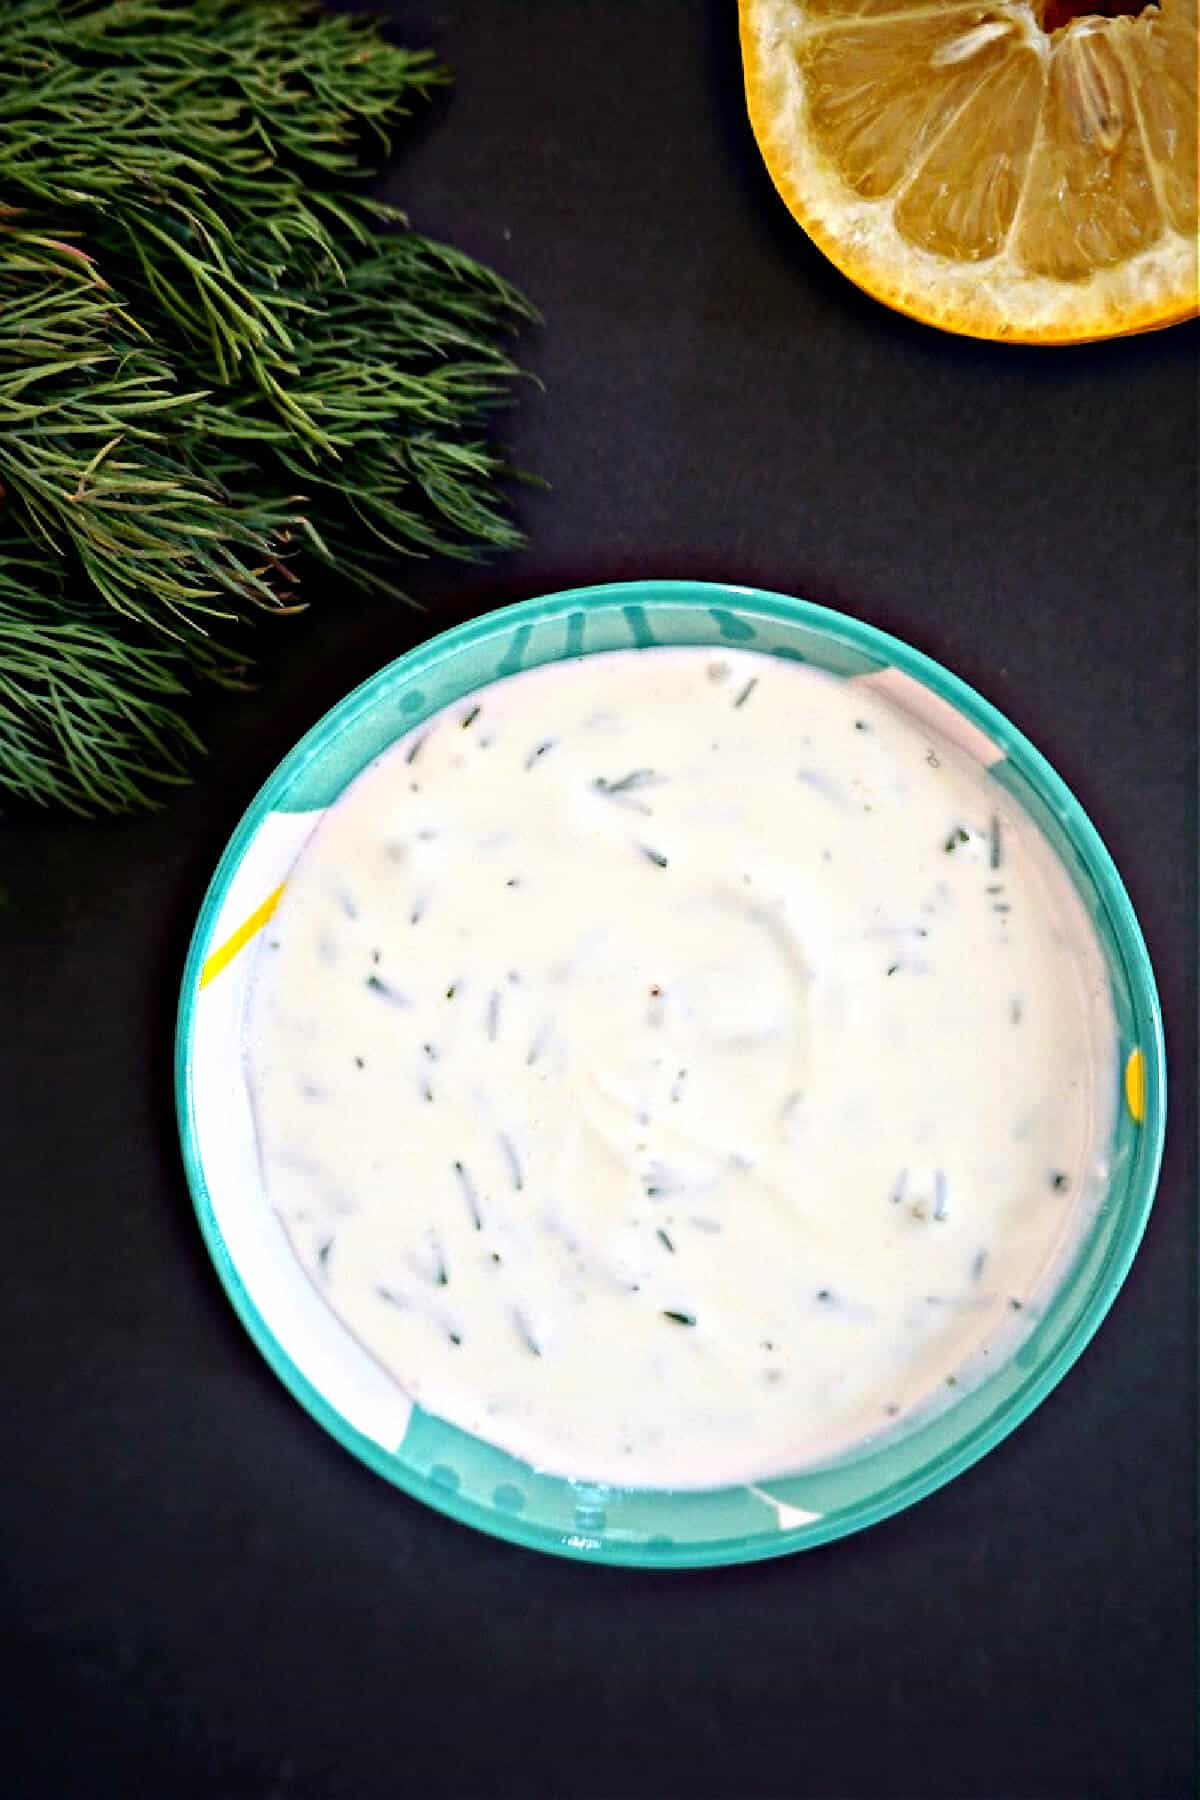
<box><xmin>4</xmin><ymin>4</ymin><xmax>1196</xmax><ymax>1797</ymax></box>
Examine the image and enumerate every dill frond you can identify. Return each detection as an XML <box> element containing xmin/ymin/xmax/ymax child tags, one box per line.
<box><xmin>0</xmin><ymin>0</ymin><xmax>534</xmax><ymax>814</ymax></box>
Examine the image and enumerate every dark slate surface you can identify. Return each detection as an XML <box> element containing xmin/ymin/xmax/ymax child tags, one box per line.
<box><xmin>3</xmin><ymin>5</ymin><xmax>1195</xmax><ymax>1796</ymax></box>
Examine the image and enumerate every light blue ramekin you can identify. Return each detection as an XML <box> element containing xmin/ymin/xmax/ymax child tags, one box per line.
<box><xmin>176</xmin><ymin>581</ymin><xmax>1165</xmax><ymax>1566</ymax></box>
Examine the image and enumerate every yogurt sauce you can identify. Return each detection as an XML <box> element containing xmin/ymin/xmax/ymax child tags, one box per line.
<box><xmin>246</xmin><ymin>648</ymin><xmax>1117</xmax><ymax>1488</ymax></box>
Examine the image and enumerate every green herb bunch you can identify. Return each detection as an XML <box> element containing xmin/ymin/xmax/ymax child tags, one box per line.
<box><xmin>1</xmin><ymin>0</ymin><xmax>535</xmax><ymax>813</ymax></box>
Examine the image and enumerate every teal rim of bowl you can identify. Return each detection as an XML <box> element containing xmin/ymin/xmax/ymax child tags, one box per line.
<box><xmin>175</xmin><ymin>580</ymin><xmax>1167</xmax><ymax>1567</ymax></box>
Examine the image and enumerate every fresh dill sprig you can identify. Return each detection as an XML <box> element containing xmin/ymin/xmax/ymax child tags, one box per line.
<box><xmin>0</xmin><ymin>0</ymin><xmax>534</xmax><ymax>814</ymax></box>
<box><xmin>0</xmin><ymin>232</ymin><xmax>301</xmax><ymax>638</ymax></box>
<box><xmin>0</xmin><ymin>542</ymin><xmax>204</xmax><ymax>814</ymax></box>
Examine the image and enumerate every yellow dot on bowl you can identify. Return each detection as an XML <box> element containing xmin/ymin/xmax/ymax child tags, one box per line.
<box><xmin>1124</xmin><ymin>1048</ymin><xmax>1146</xmax><ymax>1124</ymax></box>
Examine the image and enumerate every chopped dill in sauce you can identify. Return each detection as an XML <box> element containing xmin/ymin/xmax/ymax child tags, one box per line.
<box><xmin>248</xmin><ymin>646</ymin><xmax>1117</xmax><ymax>1490</ymax></box>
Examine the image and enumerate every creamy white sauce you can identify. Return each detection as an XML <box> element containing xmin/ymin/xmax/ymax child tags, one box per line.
<box><xmin>246</xmin><ymin>648</ymin><xmax>1116</xmax><ymax>1489</ymax></box>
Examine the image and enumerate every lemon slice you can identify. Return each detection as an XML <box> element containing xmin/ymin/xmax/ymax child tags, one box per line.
<box><xmin>740</xmin><ymin>0</ymin><xmax>1199</xmax><ymax>341</ymax></box>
